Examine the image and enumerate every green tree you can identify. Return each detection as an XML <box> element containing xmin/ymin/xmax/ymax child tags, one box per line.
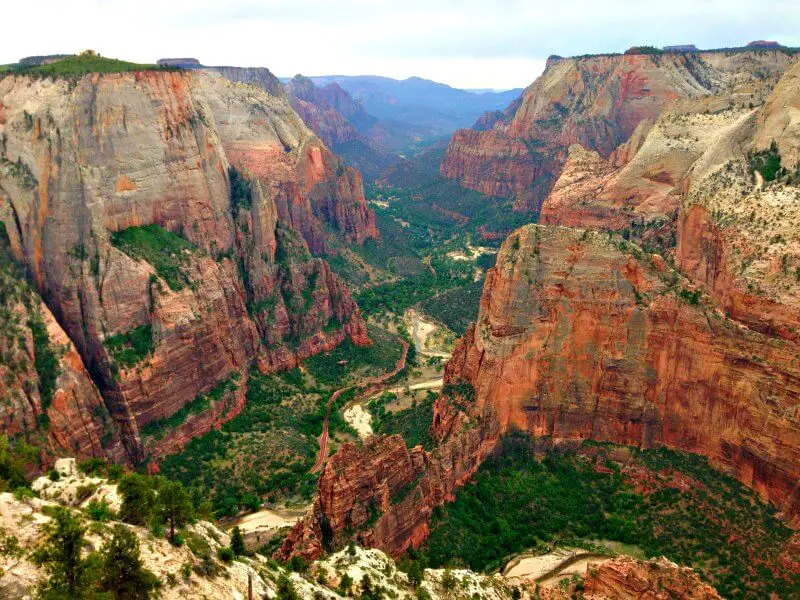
<box><xmin>276</xmin><ymin>573</ymin><xmax>300</xmax><ymax>600</ymax></box>
<box><xmin>339</xmin><ymin>572</ymin><xmax>354</xmax><ymax>595</ymax></box>
<box><xmin>230</xmin><ymin>526</ymin><xmax>246</xmax><ymax>557</ymax></box>
<box><xmin>0</xmin><ymin>434</ymin><xmax>36</xmax><ymax>491</ymax></box>
<box><xmin>32</xmin><ymin>508</ymin><xmax>93</xmax><ymax>599</ymax></box>
<box><xmin>119</xmin><ymin>474</ymin><xmax>156</xmax><ymax>526</ymax></box>
<box><xmin>407</xmin><ymin>561</ymin><xmax>423</xmax><ymax>588</ymax></box>
<box><xmin>97</xmin><ymin>524</ymin><xmax>159</xmax><ymax>599</ymax></box>
<box><xmin>157</xmin><ymin>480</ymin><xmax>193</xmax><ymax>541</ymax></box>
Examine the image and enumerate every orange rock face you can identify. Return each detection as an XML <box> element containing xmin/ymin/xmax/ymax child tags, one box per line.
<box><xmin>583</xmin><ymin>556</ymin><xmax>722</xmax><ymax>600</ymax></box>
<box><xmin>280</xmin><ymin>400</ymin><xmax>501</xmax><ymax>561</ymax></box>
<box><xmin>283</xmin><ymin>223</ymin><xmax>800</xmax><ymax>561</ymax></box>
<box><xmin>441</xmin><ymin>51</ymin><xmax>795</xmax><ymax>213</ymax></box>
<box><xmin>0</xmin><ymin>70</ymin><xmax>372</xmax><ymax>462</ymax></box>
<box><xmin>447</xmin><ymin>225</ymin><xmax>800</xmax><ymax>517</ymax></box>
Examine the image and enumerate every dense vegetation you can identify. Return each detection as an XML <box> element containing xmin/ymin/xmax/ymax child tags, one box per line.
<box><xmin>6</xmin><ymin>53</ymin><xmax>168</xmax><ymax>76</ymax></box>
<box><xmin>110</xmin><ymin>224</ymin><xmax>195</xmax><ymax>291</ymax></box>
<box><xmin>415</xmin><ymin>435</ymin><xmax>798</xmax><ymax>599</ymax></box>
<box><xmin>159</xmin><ymin>367</ymin><xmax>347</xmax><ymax>516</ymax></box>
<box><xmin>368</xmin><ymin>392</ymin><xmax>436</xmax><ymax>450</ymax></box>
<box><xmin>418</xmin><ymin>280</ymin><xmax>484</xmax><ymax>334</ymax></box>
<box><xmin>748</xmin><ymin>141</ymin><xmax>785</xmax><ymax>182</ymax></box>
<box><xmin>103</xmin><ymin>324</ymin><xmax>154</xmax><ymax>368</ymax></box>
<box><xmin>303</xmin><ymin>325</ymin><xmax>404</xmax><ymax>386</ymax></box>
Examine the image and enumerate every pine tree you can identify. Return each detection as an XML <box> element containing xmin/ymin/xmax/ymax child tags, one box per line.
<box><xmin>32</xmin><ymin>508</ymin><xmax>92</xmax><ymax>599</ymax></box>
<box><xmin>97</xmin><ymin>525</ymin><xmax>159</xmax><ymax>599</ymax></box>
<box><xmin>118</xmin><ymin>474</ymin><xmax>156</xmax><ymax>526</ymax></box>
<box><xmin>157</xmin><ymin>480</ymin><xmax>193</xmax><ymax>541</ymax></box>
<box><xmin>230</xmin><ymin>526</ymin><xmax>246</xmax><ymax>556</ymax></box>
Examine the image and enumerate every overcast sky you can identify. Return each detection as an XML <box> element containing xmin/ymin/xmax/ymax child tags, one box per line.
<box><xmin>3</xmin><ymin>1</ymin><xmax>800</xmax><ymax>89</ymax></box>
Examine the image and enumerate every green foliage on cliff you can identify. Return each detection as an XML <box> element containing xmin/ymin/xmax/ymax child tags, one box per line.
<box><xmin>0</xmin><ymin>222</ymin><xmax>60</xmax><ymax>410</ymax></box>
<box><xmin>110</xmin><ymin>224</ymin><xmax>195</xmax><ymax>291</ymax></box>
<box><xmin>104</xmin><ymin>324</ymin><xmax>154</xmax><ymax>368</ymax></box>
<box><xmin>28</xmin><ymin>312</ymin><xmax>60</xmax><ymax>410</ymax></box>
<box><xmin>748</xmin><ymin>141</ymin><xmax>784</xmax><ymax>182</ymax></box>
<box><xmin>417</xmin><ymin>436</ymin><xmax>798</xmax><ymax>599</ymax></box>
<box><xmin>228</xmin><ymin>166</ymin><xmax>252</xmax><ymax>214</ymax></box>
<box><xmin>13</xmin><ymin>53</ymin><xmax>167</xmax><ymax>76</ymax></box>
<box><xmin>303</xmin><ymin>325</ymin><xmax>404</xmax><ymax>386</ymax></box>
<box><xmin>139</xmin><ymin>374</ymin><xmax>240</xmax><ymax>439</ymax></box>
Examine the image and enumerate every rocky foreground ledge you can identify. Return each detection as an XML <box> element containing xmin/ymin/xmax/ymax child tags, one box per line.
<box><xmin>0</xmin><ymin>461</ymin><xmax>721</xmax><ymax>599</ymax></box>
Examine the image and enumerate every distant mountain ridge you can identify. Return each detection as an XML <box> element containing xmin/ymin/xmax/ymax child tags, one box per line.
<box><xmin>302</xmin><ymin>74</ymin><xmax>522</xmax><ymax>134</ymax></box>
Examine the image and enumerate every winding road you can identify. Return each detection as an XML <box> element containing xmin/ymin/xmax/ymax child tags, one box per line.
<box><xmin>310</xmin><ymin>339</ymin><xmax>410</xmax><ymax>474</ymax></box>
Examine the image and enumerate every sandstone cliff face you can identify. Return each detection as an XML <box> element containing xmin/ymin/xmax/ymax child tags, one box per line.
<box><xmin>442</xmin><ymin>50</ymin><xmax>795</xmax><ymax>212</ymax></box>
<box><xmin>446</xmin><ymin>224</ymin><xmax>800</xmax><ymax>516</ymax></box>
<box><xmin>283</xmin><ymin>75</ymin><xmax>399</xmax><ymax>178</ymax></box>
<box><xmin>0</xmin><ymin>231</ymin><xmax>123</xmax><ymax>462</ymax></box>
<box><xmin>0</xmin><ymin>69</ymin><xmax>373</xmax><ymax>462</ymax></box>
<box><xmin>537</xmin><ymin>57</ymin><xmax>800</xmax><ymax>346</ymax></box>
<box><xmin>283</xmin><ymin>222</ymin><xmax>799</xmax><ymax>559</ymax></box>
<box><xmin>673</xmin><ymin>60</ymin><xmax>800</xmax><ymax>344</ymax></box>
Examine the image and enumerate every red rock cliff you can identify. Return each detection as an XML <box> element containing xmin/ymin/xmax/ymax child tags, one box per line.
<box><xmin>0</xmin><ymin>69</ymin><xmax>373</xmax><ymax>462</ymax></box>
<box><xmin>447</xmin><ymin>225</ymin><xmax>800</xmax><ymax>517</ymax></box>
<box><xmin>442</xmin><ymin>51</ymin><xmax>795</xmax><ymax>212</ymax></box>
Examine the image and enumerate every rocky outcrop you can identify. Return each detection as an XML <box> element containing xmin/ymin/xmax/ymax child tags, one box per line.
<box><xmin>280</xmin><ymin>396</ymin><xmax>501</xmax><ymax>561</ymax></box>
<box><xmin>442</xmin><ymin>50</ymin><xmax>796</xmax><ymax>212</ymax></box>
<box><xmin>446</xmin><ymin>224</ymin><xmax>800</xmax><ymax>517</ymax></box>
<box><xmin>284</xmin><ymin>75</ymin><xmax>399</xmax><ymax>178</ymax></box>
<box><xmin>0</xmin><ymin>69</ymin><xmax>373</xmax><ymax>462</ymax></box>
<box><xmin>284</xmin><ymin>221</ymin><xmax>800</xmax><ymax>558</ymax></box>
<box><xmin>583</xmin><ymin>557</ymin><xmax>721</xmax><ymax>600</ymax></box>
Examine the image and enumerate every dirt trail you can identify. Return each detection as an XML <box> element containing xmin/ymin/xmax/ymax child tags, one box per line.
<box><xmin>310</xmin><ymin>339</ymin><xmax>409</xmax><ymax>474</ymax></box>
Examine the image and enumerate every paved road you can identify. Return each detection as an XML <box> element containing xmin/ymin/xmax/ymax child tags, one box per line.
<box><xmin>310</xmin><ymin>339</ymin><xmax>409</xmax><ymax>474</ymax></box>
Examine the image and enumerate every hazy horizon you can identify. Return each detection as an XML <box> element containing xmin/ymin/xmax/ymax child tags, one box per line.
<box><xmin>4</xmin><ymin>0</ymin><xmax>800</xmax><ymax>89</ymax></box>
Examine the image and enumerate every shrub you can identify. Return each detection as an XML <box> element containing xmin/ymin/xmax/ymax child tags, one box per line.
<box><xmin>110</xmin><ymin>224</ymin><xmax>195</xmax><ymax>291</ymax></box>
<box><xmin>104</xmin><ymin>324</ymin><xmax>154</xmax><ymax>368</ymax></box>
<box><xmin>216</xmin><ymin>546</ymin><xmax>234</xmax><ymax>563</ymax></box>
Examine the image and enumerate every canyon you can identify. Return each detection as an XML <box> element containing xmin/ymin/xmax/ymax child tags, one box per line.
<box><xmin>282</xmin><ymin>52</ymin><xmax>800</xmax><ymax>583</ymax></box>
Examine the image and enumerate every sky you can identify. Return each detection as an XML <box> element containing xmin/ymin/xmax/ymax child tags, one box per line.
<box><xmin>3</xmin><ymin>1</ymin><xmax>800</xmax><ymax>89</ymax></box>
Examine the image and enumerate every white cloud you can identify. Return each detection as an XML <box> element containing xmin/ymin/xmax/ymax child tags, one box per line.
<box><xmin>2</xmin><ymin>1</ymin><xmax>800</xmax><ymax>89</ymax></box>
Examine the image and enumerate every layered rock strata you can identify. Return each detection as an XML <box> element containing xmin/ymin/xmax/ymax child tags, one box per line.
<box><xmin>0</xmin><ymin>69</ymin><xmax>374</xmax><ymax>461</ymax></box>
<box><xmin>283</xmin><ymin>223</ymin><xmax>800</xmax><ymax>560</ymax></box>
<box><xmin>442</xmin><ymin>50</ymin><xmax>796</xmax><ymax>212</ymax></box>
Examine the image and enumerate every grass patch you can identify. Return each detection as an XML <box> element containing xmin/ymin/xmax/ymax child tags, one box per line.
<box><xmin>104</xmin><ymin>324</ymin><xmax>154</xmax><ymax>368</ymax></box>
<box><xmin>417</xmin><ymin>435</ymin><xmax>798</xmax><ymax>599</ymax></box>
<box><xmin>302</xmin><ymin>325</ymin><xmax>404</xmax><ymax>387</ymax></box>
<box><xmin>110</xmin><ymin>224</ymin><xmax>194</xmax><ymax>291</ymax></box>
